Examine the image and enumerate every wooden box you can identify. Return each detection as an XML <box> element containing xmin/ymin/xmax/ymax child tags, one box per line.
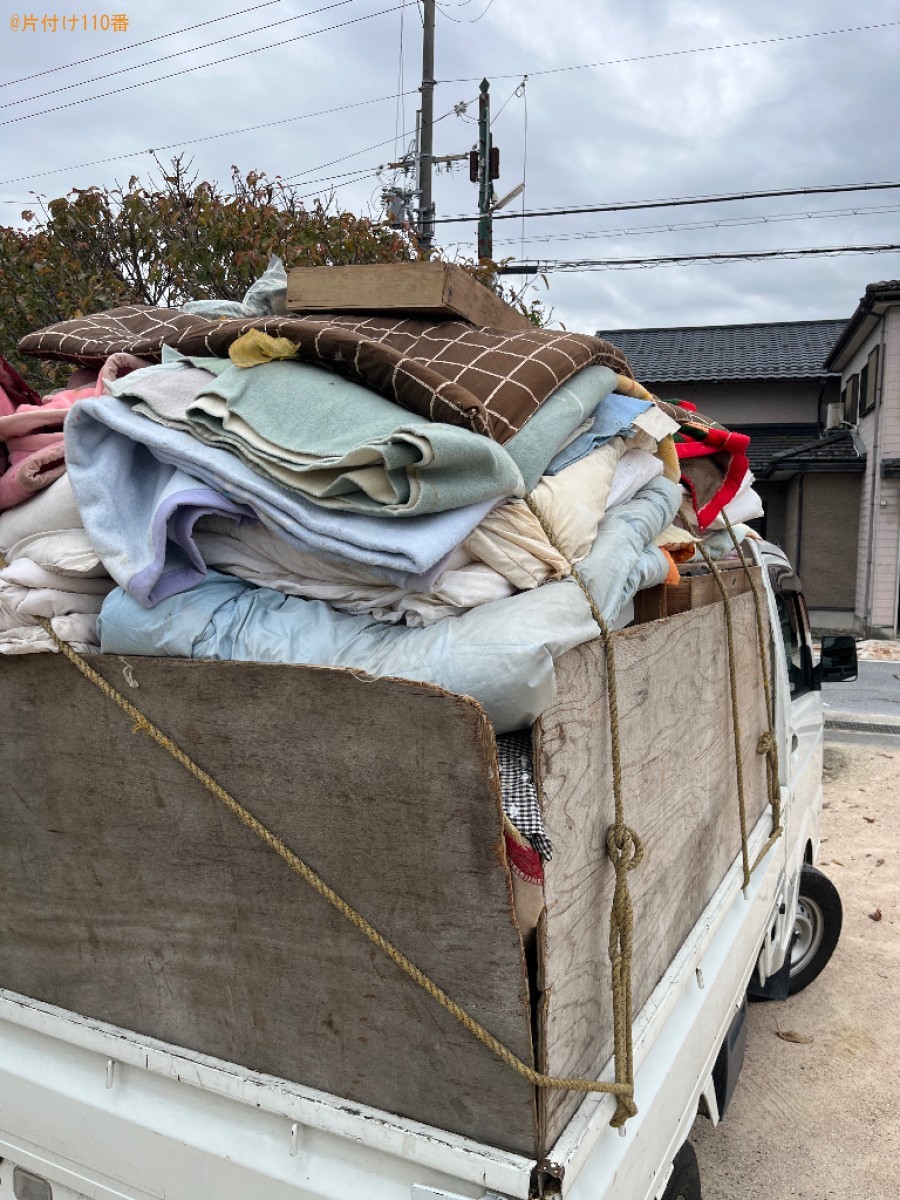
<box><xmin>286</xmin><ymin>261</ymin><xmax>535</xmax><ymax>331</ymax></box>
<box><xmin>0</xmin><ymin>591</ymin><xmax>770</xmax><ymax>1159</ymax></box>
<box><xmin>665</xmin><ymin>561</ymin><xmax>761</xmax><ymax>617</ymax></box>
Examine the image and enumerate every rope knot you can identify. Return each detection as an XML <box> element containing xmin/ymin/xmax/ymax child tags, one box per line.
<box><xmin>606</xmin><ymin>825</ymin><xmax>644</xmax><ymax>872</ymax></box>
<box><xmin>610</xmin><ymin>1092</ymin><xmax>639</xmax><ymax>1127</ymax></box>
<box><xmin>757</xmin><ymin>731</ymin><xmax>774</xmax><ymax>756</ymax></box>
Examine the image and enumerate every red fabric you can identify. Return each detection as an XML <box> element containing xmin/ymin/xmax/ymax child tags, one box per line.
<box><xmin>504</xmin><ymin>830</ymin><xmax>544</xmax><ymax>885</ymax></box>
<box><xmin>675</xmin><ymin>429</ymin><xmax>750</xmax><ymax>459</ymax></box>
<box><xmin>665</xmin><ymin>404</ymin><xmax>752</xmax><ymax>529</ymax></box>
<box><xmin>696</xmin><ymin>450</ymin><xmax>750</xmax><ymax>528</ymax></box>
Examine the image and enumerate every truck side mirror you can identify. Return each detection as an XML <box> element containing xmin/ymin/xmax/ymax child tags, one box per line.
<box><xmin>819</xmin><ymin>635</ymin><xmax>858</xmax><ymax>683</ymax></box>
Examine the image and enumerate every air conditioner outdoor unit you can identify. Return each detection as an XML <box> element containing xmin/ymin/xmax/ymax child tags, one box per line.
<box><xmin>824</xmin><ymin>401</ymin><xmax>844</xmax><ymax>430</ymax></box>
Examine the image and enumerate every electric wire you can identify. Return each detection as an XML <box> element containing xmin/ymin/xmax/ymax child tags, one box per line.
<box><xmin>434</xmin><ymin>179</ymin><xmax>900</xmax><ymax>224</ymax></box>
<box><xmin>0</xmin><ymin>3</ymin><xmax>413</xmax><ymax>128</ymax></box>
<box><xmin>286</xmin><ymin>165</ymin><xmax>388</xmax><ymax>192</ymax></box>
<box><xmin>497</xmin><ymin>243</ymin><xmax>900</xmax><ymax>273</ymax></box>
<box><xmin>0</xmin><ymin>92</ymin><xmax>419</xmax><ymax>189</ymax></box>
<box><xmin>0</xmin><ymin>0</ymin><xmax>289</xmax><ymax>89</ymax></box>
<box><xmin>437</xmin><ymin>18</ymin><xmax>900</xmax><ymax>82</ymax></box>
<box><xmin>0</xmin><ymin>0</ymin><xmax>361</xmax><ymax>110</ymax></box>
<box><xmin>492</xmin><ymin>201</ymin><xmax>900</xmax><ymax>248</ymax></box>
<box><xmin>282</xmin><ymin>97</ymin><xmax>474</xmax><ymax>181</ymax></box>
<box><xmin>393</xmin><ymin>3</ymin><xmax>407</xmax><ymax>162</ymax></box>
<box><xmin>436</xmin><ymin>0</ymin><xmax>495</xmax><ymax>22</ymax></box>
<box><xmin>489</xmin><ymin>79</ymin><xmax>521</xmax><ymax>125</ymax></box>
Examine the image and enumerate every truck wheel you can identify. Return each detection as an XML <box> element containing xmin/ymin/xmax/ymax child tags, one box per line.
<box><xmin>660</xmin><ymin>1141</ymin><xmax>701</xmax><ymax>1200</ymax></box>
<box><xmin>788</xmin><ymin>865</ymin><xmax>842</xmax><ymax>995</ymax></box>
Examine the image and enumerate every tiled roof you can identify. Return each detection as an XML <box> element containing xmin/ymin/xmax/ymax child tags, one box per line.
<box><xmin>824</xmin><ymin>280</ymin><xmax>900</xmax><ymax>370</ymax></box>
<box><xmin>596</xmin><ymin>319</ymin><xmax>848</xmax><ymax>382</ymax></box>
<box><xmin>735</xmin><ymin>423</ymin><xmax>866</xmax><ymax>475</ymax></box>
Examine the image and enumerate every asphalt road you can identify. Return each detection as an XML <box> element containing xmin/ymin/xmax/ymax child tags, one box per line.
<box><xmin>821</xmin><ymin>659</ymin><xmax>900</xmax><ymax>722</ymax></box>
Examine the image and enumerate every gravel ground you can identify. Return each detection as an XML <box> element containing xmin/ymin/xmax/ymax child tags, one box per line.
<box><xmin>692</xmin><ymin>743</ymin><xmax>900</xmax><ymax>1199</ymax></box>
<box><xmin>855</xmin><ymin>640</ymin><xmax>900</xmax><ymax>662</ymax></box>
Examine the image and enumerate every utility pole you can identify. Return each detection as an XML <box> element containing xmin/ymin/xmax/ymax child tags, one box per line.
<box><xmin>417</xmin><ymin>0</ymin><xmax>436</xmax><ymax>250</ymax></box>
<box><xmin>476</xmin><ymin>78</ymin><xmax>493</xmax><ymax>260</ymax></box>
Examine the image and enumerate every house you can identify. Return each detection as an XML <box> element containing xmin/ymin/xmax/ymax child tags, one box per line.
<box><xmin>596</xmin><ymin>319</ymin><xmax>865</xmax><ymax>632</ymax></box>
<box><xmin>823</xmin><ymin>280</ymin><xmax>900</xmax><ymax>639</ymax></box>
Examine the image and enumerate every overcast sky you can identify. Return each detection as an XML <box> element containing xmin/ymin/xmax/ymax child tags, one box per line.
<box><xmin>2</xmin><ymin>0</ymin><xmax>900</xmax><ymax>335</ymax></box>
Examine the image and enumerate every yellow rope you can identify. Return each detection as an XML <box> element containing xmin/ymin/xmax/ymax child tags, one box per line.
<box><xmin>718</xmin><ymin>520</ymin><xmax>784</xmax><ymax>870</ymax></box>
<box><xmin>0</xmin><ymin>549</ymin><xmax>636</xmax><ymax>1112</ymax></box>
<box><xmin>695</xmin><ymin>542</ymin><xmax>752</xmax><ymax>891</ymax></box>
<box><xmin>523</xmin><ymin>494</ymin><xmax>641</xmax><ymax>1127</ymax></box>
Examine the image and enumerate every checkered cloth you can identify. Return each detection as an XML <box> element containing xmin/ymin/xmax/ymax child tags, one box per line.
<box><xmin>496</xmin><ymin>730</ymin><xmax>553</xmax><ymax>861</ymax></box>
<box><xmin>18</xmin><ymin>306</ymin><xmax>633</xmax><ymax>446</ymax></box>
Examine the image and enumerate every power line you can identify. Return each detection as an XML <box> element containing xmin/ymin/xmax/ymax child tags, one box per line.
<box><xmin>497</xmin><ymin>243</ymin><xmax>900</xmax><ymax>273</ymax></box>
<box><xmin>0</xmin><ymin>3</ymin><xmax>411</xmax><ymax>129</ymax></box>
<box><xmin>393</xmin><ymin>3</ymin><xmax>407</xmax><ymax>162</ymax></box>
<box><xmin>434</xmin><ymin>179</ymin><xmax>900</xmax><ymax>224</ymax></box>
<box><xmin>489</xmin><ymin>78</ymin><xmax>522</xmax><ymax>125</ymax></box>
<box><xmin>492</xmin><ymin>201</ymin><xmax>900</xmax><ymax>248</ymax></box>
<box><xmin>436</xmin><ymin>0</ymin><xmax>495</xmax><ymax>22</ymax></box>
<box><xmin>282</xmin><ymin>98</ymin><xmax>473</xmax><ymax>181</ymax></box>
<box><xmin>2</xmin><ymin>161</ymin><xmax>397</xmax><ymax>213</ymax></box>
<box><xmin>437</xmin><ymin>18</ymin><xmax>900</xmax><ymax>82</ymax></box>
<box><xmin>1</xmin><ymin>0</ymin><xmax>361</xmax><ymax>110</ymax></box>
<box><xmin>0</xmin><ymin>92</ymin><xmax>419</xmax><ymax>188</ymax></box>
<box><xmin>0</xmin><ymin>0</ymin><xmax>289</xmax><ymax>89</ymax></box>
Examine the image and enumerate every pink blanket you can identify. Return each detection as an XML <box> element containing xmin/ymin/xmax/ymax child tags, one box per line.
<box><xmin>0</xmin><ymin>354</ymin><xmax>148</xmax><ymax>511</ymax></box>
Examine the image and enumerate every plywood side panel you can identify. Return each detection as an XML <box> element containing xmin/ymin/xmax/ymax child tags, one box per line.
<box><xmin>536</xmin><ymin>591</ymin><xmax>772</xmax><ymax>1145</ymax></box>
<box><xmin>0</xmin><ymin>655</ymin><xmax>538</xmax><ymax>1155</ymax></box>
<box><xmin>286</xmin><ymin>262</ymin><xmax>535</xmax><ymax>331</ymax></box>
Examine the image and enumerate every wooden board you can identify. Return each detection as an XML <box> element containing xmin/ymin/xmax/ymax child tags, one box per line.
<box><xmin>286</xmin><ymin>262</ymin><xmax>535</xmax><ymax>331</ymax></box>
<box><xmin>535</xmin><ymin>591</ymin><xmax>772</xmax><ymax>1146</ymax></box>
<box><xmin>0</xmin><ymin>655</ymin><xmax>538</xmax><ymax>1155</ymax></box>
<box><xmin>632</xmin><ymin>583</ymin><xmax>666</xmax><ymax>624</ymax></box>
<box><xmin>666</xmin><ymin>562</ymin><xmax>761</xmax><ymax>617</ymax></box>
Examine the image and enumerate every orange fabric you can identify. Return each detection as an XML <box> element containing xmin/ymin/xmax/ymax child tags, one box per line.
<box><xmin>660</xmin><ymin>547</ymin><xmax>681</xmax><ymax>585</ymax></box>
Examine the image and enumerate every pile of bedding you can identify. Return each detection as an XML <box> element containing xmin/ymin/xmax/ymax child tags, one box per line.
<box><xmin>2</xmin><ymin>267</ymin><xmax>764</xmax><ymax>926</ymax></box>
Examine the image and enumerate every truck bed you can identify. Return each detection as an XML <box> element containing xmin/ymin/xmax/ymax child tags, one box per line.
<box><xmin>0</xmin><ymin>580</ymin><xmax>773</xmax><ymax>1166</ymax></box>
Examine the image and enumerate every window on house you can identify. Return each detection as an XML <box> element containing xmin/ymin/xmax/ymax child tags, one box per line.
<box><xmin>860</xmin><ymin>346</ymin><xmax>879</xmax><ymax>415</ymax></box>
<box><xmin>842</xmin><ymin>373</ymin><xmax>860</xmax><ymax>424</ymax></box>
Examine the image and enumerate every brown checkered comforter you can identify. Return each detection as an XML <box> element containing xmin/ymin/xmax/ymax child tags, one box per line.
<box><xmin>18</xmin><ymin>306</ymin><xmax>633</xmax><ymax>444</ymax></box>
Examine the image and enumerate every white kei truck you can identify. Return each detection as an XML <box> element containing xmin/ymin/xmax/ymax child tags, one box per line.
<box><xmin>0</xmin><ymin>539</ymin><xmax>855</xmax><ymax>1200</ymax></box>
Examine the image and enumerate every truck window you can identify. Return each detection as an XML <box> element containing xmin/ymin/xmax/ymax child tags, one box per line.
<box><xmin>774</xmin><ymin>591</ymin><xmax>815</xmax><ymax>698</ymax></box>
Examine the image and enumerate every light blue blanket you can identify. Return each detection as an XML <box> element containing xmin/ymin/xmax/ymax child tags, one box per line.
<box><xmin>544</xmin><ymin>391</ymin><xmax>652</xmax><ymax>475</ymax></box>
<box><xmin>97</xmin><ymin>478</ymin><xmax>680</xmax><ymax>733</ymax></box>
<box><xmin>66</xmin><ymin>363</ymin><xmax>620</xmax><ymax>606</ymax></box>
<box><xmin>65</xmin><ymin>394</ymin><xmax>499</xmax><ymax>599</ymax></box>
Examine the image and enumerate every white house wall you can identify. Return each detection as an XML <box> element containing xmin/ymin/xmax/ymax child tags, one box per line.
<box><xmin>850</xmin><ymin>307</ymin><xmax>900</xmax><ymax>634</ymax></box>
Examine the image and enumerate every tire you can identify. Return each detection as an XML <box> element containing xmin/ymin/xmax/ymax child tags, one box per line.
<box><xmin>788</xmin><ymin>864</ymin><xmax>842</xmax><ymax>995</ymax></box>
<box><xmin>660</xmin><ymin>1141</ymin><xmax>702</xmax><ymax>1200</ymax></box>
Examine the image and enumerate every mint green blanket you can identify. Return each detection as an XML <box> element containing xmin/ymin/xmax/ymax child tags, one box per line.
<box><xmin>180</xmin><ymin>358</ymin><xmax>617</xmax><ymax>516</ymax></box>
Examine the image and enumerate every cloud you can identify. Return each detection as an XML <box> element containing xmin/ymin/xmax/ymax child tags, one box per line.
<box><xmin>3</xmin><ymin>0</ymin><xmax>900</xmax><ymax>332</ymax></box>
